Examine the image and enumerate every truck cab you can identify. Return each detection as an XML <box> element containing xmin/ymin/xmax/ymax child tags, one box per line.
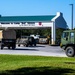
<box><xmin>60</xmin><ymin>30</ymin><xmax>75</xmax><ymax>57</ymax></box>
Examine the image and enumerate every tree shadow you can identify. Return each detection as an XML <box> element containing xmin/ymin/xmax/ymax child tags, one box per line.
<box><xmin>0</xmin><ymin>67</ymin><xmax>75</xmax><ymax>75</ymax></box>
<box><xmin>0</xmin><ymin>47</ymin><xmax>38</xmax><ymax>51</ymax></box>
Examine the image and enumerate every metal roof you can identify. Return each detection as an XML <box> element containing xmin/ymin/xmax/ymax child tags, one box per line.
<box><xmin>0</xmin><ymin>15</ymin><xmax>55</xmax><ymax>22</ymax></box>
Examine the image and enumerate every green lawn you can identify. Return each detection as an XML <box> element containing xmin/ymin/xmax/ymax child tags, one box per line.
<box><xmin>0</xmin><ymin>54</ymin><xmax>75</xmax><ymax>75</ymax></box>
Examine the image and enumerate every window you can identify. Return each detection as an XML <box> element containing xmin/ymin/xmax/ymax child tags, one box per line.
<box><xmin>70</xmin><ymin>32</ymin><xmax>74</xmax><ymax>38</ymax></box>
<box><xmin>62</xmin><ymin>32</ymin><xmax>69</xmax><ymax>38</ymax></box>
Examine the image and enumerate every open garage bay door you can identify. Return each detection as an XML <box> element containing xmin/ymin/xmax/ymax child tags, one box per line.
<box><xmin>0</xmin><ymin>22</ymin><xmax>56</xmax><ymax>45</ymax></box>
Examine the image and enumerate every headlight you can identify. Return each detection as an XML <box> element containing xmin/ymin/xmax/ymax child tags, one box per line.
<box><xmin>60</xmin><ymin>43</ymin><xmax>62</xmax><ymax>47</ymax></box>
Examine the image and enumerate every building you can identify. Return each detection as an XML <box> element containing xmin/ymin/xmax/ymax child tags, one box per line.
<box><xmin>0</xmin><ymin>12</ymin><xmax>68</xmax><ymax>44</ymax></box>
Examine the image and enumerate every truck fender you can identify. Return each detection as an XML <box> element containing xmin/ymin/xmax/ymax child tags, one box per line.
<box><xmin>64</xmin><ymin>43</ymin><xmax>75</xmax><ymax>50</ymax></box>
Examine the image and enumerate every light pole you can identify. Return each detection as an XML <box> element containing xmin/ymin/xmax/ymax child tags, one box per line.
<box><xmin>69</xmin><ymin>4</ymin><xmax>73</xmax><ymax>30</ymax></box>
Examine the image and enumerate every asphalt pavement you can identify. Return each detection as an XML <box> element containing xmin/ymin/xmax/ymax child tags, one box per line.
<box><xmin>0</xmin><ymin>44</ymin><xmax>67</xmax><ymax>57</ymax></box>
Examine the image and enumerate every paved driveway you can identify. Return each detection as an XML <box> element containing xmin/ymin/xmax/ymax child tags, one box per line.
<box><xmin>0</xmin><ymin>44</ymin><xmax>67</xmax><ymax>57</ymax></box>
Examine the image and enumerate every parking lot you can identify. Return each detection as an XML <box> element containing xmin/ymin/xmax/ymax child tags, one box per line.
<box><xmin>0</xmin><ymin>44</ymin><xmax>67</xmax><ymax>57</ymax></box>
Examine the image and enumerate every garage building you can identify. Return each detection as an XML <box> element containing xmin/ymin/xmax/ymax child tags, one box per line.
<box><xmin>0</xmin><ymin>12</ymin><xmax>68</xmax><ymax>44</ymax></box>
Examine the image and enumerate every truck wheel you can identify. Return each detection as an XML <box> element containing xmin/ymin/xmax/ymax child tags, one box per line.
<box><xmin>12</xmin><ymin>46</ymin><xmax>15</xmax><ymax>49</ymax></box>
<box><xmin>1</xmin><ymin>46</ymin><xmax>3</xmax><ymax>50</ymax></box>
<box><xmin>34</xmin><ymin>43</ymin><xmax>36</xmax><ymax>46</ymax></box>
<box><xmin>12</xmin><ymin>45</ymin><xmax>15</xmax><ymax>50</ymax></box>
<box><xmin>26</xmin><ymin>44</ymin><xmax>28</xmax><ymax>47</ymax></box>
<box><xmin>8</xmin><ymin>46</ymin><xmax>10</xmax><ymax>49</ymax></box>
<box><xmin>18</xmin><ymin>44</ymin><xmax>20</xmax><ymax>47</ymax></box>
<box><xmin>65</xmin><ymin>46</ymin><xmax>75</xmax><ymax>57</ymax></box>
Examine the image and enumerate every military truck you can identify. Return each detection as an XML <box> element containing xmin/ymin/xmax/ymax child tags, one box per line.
<box><xmin>0</xmin><ymin>29</ymin><xmax>16</xmax><ymax>49</ymax></box>
<box><xmin>17</xmin><ymin>36</ymin><xmax>36</xmax><ymax>47</ymax></box>
<box><xmin>60</xmin><ymin>30</ymin><xmax>75</xmax><ymax>57</ymax></box>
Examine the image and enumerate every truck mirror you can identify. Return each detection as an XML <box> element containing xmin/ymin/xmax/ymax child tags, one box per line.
<box><xmin>64</xmin><ymin>37</ymin><xmax>68</xmax><ymax>41</ymax></box>
<box><xmin>66</xmin><ymin>37</ymin><xmax>68</xmax><ymax>40</ymax></box>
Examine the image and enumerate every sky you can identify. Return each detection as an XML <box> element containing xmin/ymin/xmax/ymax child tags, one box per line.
<box><xmin>0</xmin><ymin>0</ymin><xmax>75</xmax><ymax>29</ymax></box>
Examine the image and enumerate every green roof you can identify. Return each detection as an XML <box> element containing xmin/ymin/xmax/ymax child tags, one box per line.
<box><xmin>0</xmin><ymin>15</ymin><xmax>55</xmax><ymax>22</ymax></box>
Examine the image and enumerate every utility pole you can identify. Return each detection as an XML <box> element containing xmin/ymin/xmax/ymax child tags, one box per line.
<box><xmin>69</xmin><ymin>4</ymin><xmax>74</xmax><ymax>30</ymax></box>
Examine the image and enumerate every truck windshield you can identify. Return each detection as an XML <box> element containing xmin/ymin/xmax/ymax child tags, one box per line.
<box><xmin>62</xmin><ymin>32</ymin><xmax>69</xmax><ymax>38</ymax></box>
<box><xmin>70</xmin><ymin>32</ymin><xmax>74</xmax><ymax>38</ymax></box>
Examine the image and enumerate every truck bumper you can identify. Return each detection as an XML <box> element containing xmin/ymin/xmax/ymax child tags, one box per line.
<box><xmin>60</xmin><ymin>43</ymin><xmax>65</xmax><ymax>50</ymax></box>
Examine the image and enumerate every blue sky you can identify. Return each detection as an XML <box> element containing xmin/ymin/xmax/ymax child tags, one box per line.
<box><xmin>0</xmin><ymin>0</ymin><xmax>75</xmax><ymax>29</ymax></box>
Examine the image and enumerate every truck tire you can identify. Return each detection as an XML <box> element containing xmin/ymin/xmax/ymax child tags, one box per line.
<box><xmin>1</xmin><ymin>45</ymin><xmax>3</xmax><ymax>50</ymax></box>
<box><xmin>34</xmin><ymin>43</ymin><xmax>36</xmax><ymax>46</ymax></box>
<box><xmin>18</xmin><ymin>44</ymin><xmax>20</xmax><ymax>47</ymax></box>
<box><xmin>8</xmin><ymin>46</ymin><xmax>10</xmax><ymax>49</ymax></box>
<box><xmin>26</xmin><ymin>45</ymin><xmax>28</xmax><ymax>47</ymax></box>
<box><xmin>65</xmin><ymin>46</ymin><xmax>75</xmax><ymax>57</ymax></box>
<box><xmin>12</xmin><ymin>45</ymin><xmax>16</xmax><ymax>50</ymax></box>
<box><xmin>12</xmin><ymin>47</ymin><xmax>15</xmax><ymax>49</ymax></box>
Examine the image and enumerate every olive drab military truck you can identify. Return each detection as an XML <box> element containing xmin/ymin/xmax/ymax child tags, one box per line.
<box><xmin>17</xmin><ymin>36</ymin><xmax>36</xmax><ymax>47</ymax></box>
<box><xmin>0</xmin><ymin>29</ymin><xmax>16</xmax><ymax>49</ymax></box>
<box><xmin>60</xmin><ymin>30</ymin><xmax>75</xmax><ymax>57</ymax></box>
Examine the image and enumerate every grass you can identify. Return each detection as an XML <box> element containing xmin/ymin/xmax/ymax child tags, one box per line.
<box><xmin>0</xmin><ymin>54</ymin><xmax>75</xmax><ymax>75</ymax></box>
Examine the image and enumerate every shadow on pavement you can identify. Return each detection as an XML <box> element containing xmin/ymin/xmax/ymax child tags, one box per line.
<box><xmin>15</xmin><ymin>48</ymin><xmax>38</xmax><ymax>51</ymax></box>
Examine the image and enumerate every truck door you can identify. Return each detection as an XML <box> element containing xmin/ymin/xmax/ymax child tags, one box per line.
<box><xmin>61</xmin><ymin>32</ymin><xmax>69</xmax><ymax>45</ymax></box>
<box><xmin>70</xmin><ymin>32</ymin><xmax>74</xmax><ymax>44</ymax></box>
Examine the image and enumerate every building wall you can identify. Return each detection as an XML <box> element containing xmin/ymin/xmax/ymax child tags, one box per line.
<box><xmin>52</xmin><ymin>12</ymin><xmax>68</xmax><ymax>29</ymax></box>
<box><xmin>55</xmin><ymin>15</ymin><xmax>68</xmax><ymax>29</ymax></box>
